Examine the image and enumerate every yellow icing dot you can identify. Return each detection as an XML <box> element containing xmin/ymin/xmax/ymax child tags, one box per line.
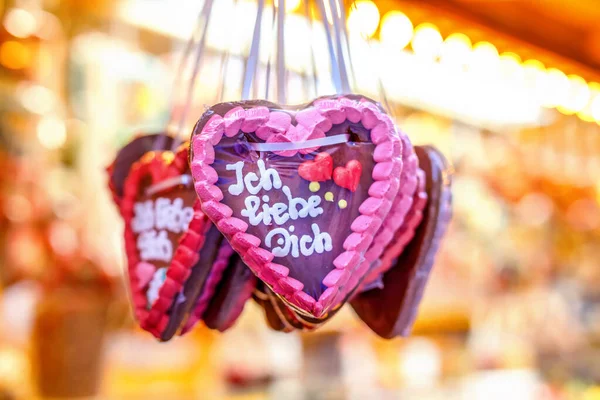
<box><xmin>338</xmin><ymin>199</ymin><xmax>348</xmax><ymax>209</ymax></box>
<box><xmin>309</xmin><ymin>182</ymin><xmax>320</xmax><ymax>192</ymax></box>
<box><xmin>325</xmin><ymin>192</ymin><xmax>334</xmax><ymax>202</ymax></box>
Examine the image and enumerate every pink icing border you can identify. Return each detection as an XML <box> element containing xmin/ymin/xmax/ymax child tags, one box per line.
<box><xmin>358</xmin><ymin>136</ymin><xmax>421</xmax><ymax>290</ymax></box>
<box><xmin>190</xmin><ymin>96</ymin><xmax>403</xmax><ymax>318</ymax></box>
<box><xmin>379</xmin><ymin>169</ymin><xmax>427</xmax><ymax>275</ymax></box>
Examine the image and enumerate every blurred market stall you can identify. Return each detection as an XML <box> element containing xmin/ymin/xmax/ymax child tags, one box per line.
<box><xmin>2</xmin><ymin>0</ymin><xmax>600</xmax><ymax>399</ymax></box>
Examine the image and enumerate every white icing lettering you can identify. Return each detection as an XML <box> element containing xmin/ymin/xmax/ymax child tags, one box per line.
<box><xmin>257</xmin><ymin>159</ymin><xmax>282</xmax><ymax>191</ymax></box>
<box><xmin>271</xmin><ymin>203</ymin><xmax>289</xmax><ymax>225</ymax></box>
<box><xmin>132</xmin><ymin>198</ymin><xmax>194</xmax><ymax>234</ymax></box>
<box><xmin>264</xmin><ymin>223</ymin><xmax>333</xmax><ymax>258</ymax></box>
<box><xmin>266</xmin><ymin>228</ymin><xmax>291</xmax><ymax>257</ymax></box>
<box><xmin>137</xmin><ymin>230</ymin><xmax>172</xmax><ymax>262</ymax></box>
<box><xmin>224</xmin><ymin>161</ymin><xmax>333</xmax><ymax>260</ymax></box>
<box><xmin>132</xmin><ymin>201</ymin><xmax>154</xmax><ymax>232</ymax></box>
<box><xmin>227</xmin><ymin>161</ymin><xmax>245</xmax><ymax>196</ymax></box>
<box><xmin>244</xmin><ymin>172</ymin><xmax>261</xmax><ymax>194</ymax></box>
<box><xmin>241</xmin><ymin>196</ymin><xmax>263</xmax><ymax>226</ymax></box>
<box><xmin>227</xmin><ymin>160</ymin><xmax>282</xmax><ymax>197</ymax></box>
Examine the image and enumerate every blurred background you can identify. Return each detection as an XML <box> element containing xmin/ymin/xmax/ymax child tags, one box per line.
<box><xmin>1</xmin><ymin>0</ymin><xmax>600</xmax><ymax>399</ymax></box>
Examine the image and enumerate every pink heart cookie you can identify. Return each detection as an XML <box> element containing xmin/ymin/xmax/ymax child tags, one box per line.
<box><xmin>189</xmin><ymin>95</ymin><xmax>406</xmax><ymax>319</ymax></box>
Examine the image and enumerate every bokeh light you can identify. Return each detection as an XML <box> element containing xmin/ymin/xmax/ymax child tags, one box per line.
<box><xmin>499</xmin><ymin>52</ymin><xmax>522</xmax><ymax>78</ymax></box>
<box><xmin>0</xmin><ymin>40</ymin><xmax>32</xmax><ymax>70</ymax></box>
<box><xmin>37</xmin><ymin>116</ymin><xmax>66</xmax><ymax>149</ymax></box>
<box><xmin>49</xmin><ymin>221</ymin><xmax>78</xmax><ymax>256</ymax></box>
<box><xmin>557</xmin><ymin>75</ymin><xmax>591</xmax><ymax>115</ymax></box>
<box><xmin>347</xmin><ymin>1</ymin><xmax>380</xmax><ymax>38</ymax></box>
<box><xmin>19</xmin><ymin>84</ymin><xmax>56</xmax><ymax>115</ymax></box>
<box><xmin>522</xmin><ymin>59</ymin><xmax>547</xmax><ymax>102</ymax></box>
<box><xmin>590</xmin><ymin>90</ymin><xmax>600</xmax><ymax>122</ymax></box>
<box><xmin>578</xmin><ymin>82</ymin><xmax>600</xmax><ymax>122</ymax></box>
<box><xmin>469</xmin><ymin>41</ymin><xmax>499</xmax><ymax>72</ymax></box>
<box><xmin>379</xmin><ymin>11</ymin><xmax>413</xmax><ymax>50</ymax></box>
<box><xmin>4</xmin><ymin>194</ymin><xmax>33</xmax><ymax>223</ymax></box>
<box><xmin>440</xmin><ymin>33</ymin><xmax>472</xmax><ymax>66</ymax></box>
<box><xmin>541</xmin><ymin>68</ymin><xmax>570</xmax><ymax>108</ymax></box>
<box><xmin>411</xmin><ymin>23</ymin><xmax>443</xmax><ymax>59</ymax></box>
<box><xmin>3</xmin><ymin>8</ymin><xmax>37</xmax><ymax>38</ymax></box>
<box><xmin>275</xmin><ymin>0</ymin><xmax>301</xmax><ymax>13</ymax></box>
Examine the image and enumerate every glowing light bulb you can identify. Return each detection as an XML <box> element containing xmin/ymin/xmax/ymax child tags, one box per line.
<box><xmin>541</xmin><ymin>68</ymin><xmax>570</xmax><ymax>108</ymax></box>
<box><xmin>347</xmin><ymin>1</ymin><xmax>380</xmax><ymax>38</ymax></box>
<box><xmin>411</xmin><ymin>23</ymin><xmax>442</xmax><ymax>59</ymax></box>
<box><xmin>3</xmin><ymin>8</ymin><xmax>37</xmax><ymax>39</ymax></box>
<box><xmin>380</xmin><ymin>11</ymin><xmax>413</xmax><ymax>50</ymax></box>
<box><xmin>469</xmin><ymin>41</ymin><xmax>499</xmax><ymax>72</ymax></box>
<box><xmin>275</xmin><ymin>0</ymin><xmax>301</xmax><ymax>13</ymax></box>
<box><xmin>578</xmin><ymin>82</ymin><xmax>600</xmax><ymax>122</ymax></box>
<box><xmin>557</xmin><ymin>75</ymin><xmax>591</xmax><ymax>115</ymax></box>
<box><xmin>522</xmin><ymin>60</ymin><xmax>547</xmax><ymax>101</ymax></box>
<box><xmin>591</xmin><ymin>91</ymin><xmax>600</xmax><ymax>123</ymax></box>
<box><xmin>499</xmin><ymin>52</ymin><xmax>522</xmax><ymax>78</ymax></box>
<box><xmin>0</xmin><ymin>41</ymin><xmax>31</xmax><ymax>69</ymax></box>
<box><xmin>440</xmin><ymin>32</ymin><xmax>471</xmax><ymax>66</ymax></box>
<box><xmin>19</xmin><ymin>84</ymin><xmax>55</xmax><ymax>114</ymax></box>
<box><xmin>37</xmin><ymin>116</ymin><xmax>66</xmax><ymax>149</ymax></box>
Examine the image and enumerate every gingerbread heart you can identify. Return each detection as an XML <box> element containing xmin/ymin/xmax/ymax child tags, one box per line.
<box><xmin>179</xmin><ymin>238</ymin><xmax>237</xmax><ymax>334</ymax></box>
<box><xmin>202</xmin><ymin>255</ymin><xmax>257</xmax><ymax>332</ymax></box>
<box><xmin>120</xmin><ymin>146</ymin><xmax>216</xmax><ymax>340</ymax></box>
<box><xmin>190</xmin><ymin>95</ymin><xmax>406</xmax><ymax>319</ymax></box>
<box><xmin>253</xmin><ymin>282</ymin><xmax>294</xmax><ymax>332</ymax></box>
<box><xmin>107</xmin><ymin>133</ymin><xmax>174</xmax><ymax>207</ymax></box>
<box><xmin>350</xmin><ymin>146</ymin><xmax>452</xmax><ymax>338</ymax></box>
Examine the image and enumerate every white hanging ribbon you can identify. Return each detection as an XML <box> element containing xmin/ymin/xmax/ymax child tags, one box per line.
<box><xmin>170</xmin><ymin>0</ymin><xmax>214</xmax><ymax>151</ymax></box>
<box><xmin>241</xmin><ymin>0</ymin><xmax>265</xmax><ymax>100</ymax></box>
<box><xmin>316</xmin><ymin>0</ymin><xmax>343</xmax><ymax>94</ymax></box>
<box><xmin>328</xmin><ymin>0</ymin><xmax>351</xmax><ymax>93</ymax></box>
<box><xmin>263</xmin><ymin>1</ymin><xmax>278</xmax><ymax>100</ymax></box>
<box><xmin>304</xmin><ymin>0</ymin><xmax>319</xmax><ymax>99</ymax></box>
<box><xmin>276</xmin><ymin>0</ymin><xmax>286</xmax><ymax>104</ymax></box>
<box><xmin>146</xmin><ymin>175</ymin><xmax>193</xmax><ymax>196</ymax></box>
<box><xmin>154</xmin><ymin>7</ymin><xmax>205</xmax><ymax>151</ymax></box>
<box><xmin>246</xmin><ymin>134</ymin><xmax>349</xmax><ymax>152</ymax></box>
<box><xmin>338</xmin><ymin>1</ymin><xmax>357</xmax><ymax>92</ymax></box>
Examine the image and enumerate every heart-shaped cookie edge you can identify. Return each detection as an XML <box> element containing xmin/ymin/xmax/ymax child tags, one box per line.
<box><xmin>180</xmin><ymin>240</ymin><xmax>235</xmax><ymax>334</ymax></box>
<box><xmin>350</xmin><ymin>145</ymin><xmax>453</xmax><ymax>338</ymax></box>
<box><xmin>190</xmin><ymin>95</ymin><xmax>404</xmax><ymax>318</ymax></box>
<box><xmin>121</xmin><ymin>147</ymin><xmax>210</xmax><ymax>338</ymax></box>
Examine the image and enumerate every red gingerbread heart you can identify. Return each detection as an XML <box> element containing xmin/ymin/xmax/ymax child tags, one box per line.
<box><xmin>120</xmin><ymin>147</ymin><xmax>211</xmax><ymax>339</ymax></box>
<box><xmin>118</xmin><ymin>144</ymin><xmax>251</xmax><ymax>340</ymax></box>
<box><xmin>298</xmin><ymin>152</ymin><xmax>333</xmax><ymax>182</ymax></box>
<box><xmin>189</xmin><ymin>95</ymin><xmax>412</xmax><ymax>319</ymax></box>
<box><xmin>333</xmin><ymin>160</ymin><xmax>362</xmax><ymax>192</ymax></box>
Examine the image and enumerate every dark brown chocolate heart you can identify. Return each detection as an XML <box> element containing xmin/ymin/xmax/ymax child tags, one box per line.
<box><xmin>349</xmin><ymin>145</ymin><xmax>452</xmax><ymax>338</ymax></box>
<box><xmin>160</xmin><ymin>225</ymin><xmax>226</xmax><ymax>340</ymax></box>
<box><xmin>107</xmin><ymin>133</ymin><xmax>174</xmax><ymax>205</ymax></box>
<box><xmin>253</xmin><ymin>282</ymin><xmax>292</xmax><ymax>332</ymax></box>
<box><xmin>202</xmin><ymin>255</ymin><xmax>257</xmax><ymax>332</ymax></box>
